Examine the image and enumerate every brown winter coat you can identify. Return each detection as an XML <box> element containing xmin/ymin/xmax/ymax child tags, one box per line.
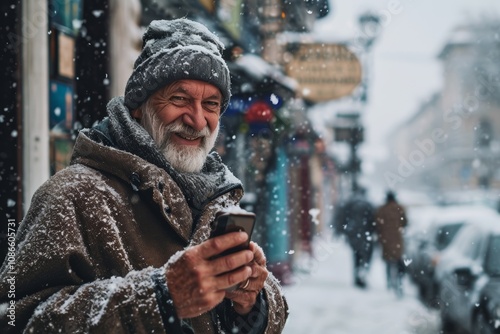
<box><xmin>0</xmin><ymin>132</ymin><xmax>288</xmax><ymax>333</ymax></box>
<box><xmin>375</xmin><ymin>201</ymin><xmax>408</xmax><ymax>262</ymax></box>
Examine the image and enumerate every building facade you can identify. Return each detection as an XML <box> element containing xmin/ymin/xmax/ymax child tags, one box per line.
<box><xmin>385</xmin><ymin>23</ymin><xmax>500</xmax><ymax>203</ymax></box>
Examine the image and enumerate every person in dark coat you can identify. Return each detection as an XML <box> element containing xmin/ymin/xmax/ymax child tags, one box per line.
<box><xmin>336</xmin><ymin>187</ymin><xmax>376</xmax><ymax>288</ymax></box>
<box><xmin>375</xmin><ymin>190</ymin><xmax>408</xmax><ymax>298</ymax></box>
<box><xmin>0</xmin><ymin>19</ymin><xmax>287</xmax><ymax>333</ymax></box>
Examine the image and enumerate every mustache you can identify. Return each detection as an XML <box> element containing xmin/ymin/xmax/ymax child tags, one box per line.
<box><xmin>162</xmin><ymin>120</ymin><xmax>211</xmax><ymax>138</ymax></box>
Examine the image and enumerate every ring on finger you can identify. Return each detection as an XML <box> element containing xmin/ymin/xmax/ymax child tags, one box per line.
<box><xmin>240</xmin><ymin>279</ymin><xmax>250</xmax><ymax>290</ymax></box>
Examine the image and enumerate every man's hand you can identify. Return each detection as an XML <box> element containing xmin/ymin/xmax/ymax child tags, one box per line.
<box><xmin>225</xmin><ymin>242</ymin><xmax>269</xmax><ymax>315</ymax></box>
<box><xmin>166</xmin><ymin>232</ymin><xmax>254</xmax><ymax>319</ymax></box>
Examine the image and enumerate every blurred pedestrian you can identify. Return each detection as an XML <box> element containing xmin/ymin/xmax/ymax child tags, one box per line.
<box><xmin>336</xmin><ymin>187</ymin><xmax>376</xmax><ymax>288</ymax></box>
<box><xmin>0</xmin><ymin>19</ymin><xmax>288</xmax><ymax>333</ymax></box>
<box><xmin>375</xmin><ymin>190</ymin><xmax>408</xmax><ymax>298</ymax></box>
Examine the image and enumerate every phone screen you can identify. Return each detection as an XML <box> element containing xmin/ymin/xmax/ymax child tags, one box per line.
<box><xmin>210</xmin><ymin>212</ymin><xmax>256</xmax><ymax>257</ymax></box>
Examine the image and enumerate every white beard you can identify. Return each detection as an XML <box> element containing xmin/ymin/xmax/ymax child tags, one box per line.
<box><xmin>140</xmin><ymin>101</ymin><xmax>219</xmax><ymax>173</ymax></box>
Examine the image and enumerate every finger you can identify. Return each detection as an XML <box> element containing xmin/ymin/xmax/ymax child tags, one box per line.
<box><xmin>210</xmin><ymin>249</ymin><xmax>254</xmax><ymax>276</ymax></box>
<box><xmin>238</xmin><ymin>265</ymin><xmax>268</xmax><ymax>293</ymax></box>
<box><xmin>250</xmin><ymin>264</ymin><xmax>269</xmax><ymax>286</ymax></box>
<box><xmin>226</xmin><ymin>288</ymin><xmax>255</xmax><ymax>299</ymax></box>
<box><xmin>245</xmin><ymin>265</ymin><xmax>268</xmax><ymax>294</ymax></box>
<box><xmin>215</xmin><ymin>265</ymin><xmax>252</xmax><ymax>291</ymax></box>
<box><xmin>199</xmin><ymin>231</ymin><xmax>249</xmax><ymax>259</ymax></box>
<box><xmin>249</xmin><ymin>242</ymin><xmax>267</xmax><ymax>266</ymax></box>
<box><xmin>249</xmin><ymin>262</ymin><xmax>262</xmax><ymax>278</ymax></box>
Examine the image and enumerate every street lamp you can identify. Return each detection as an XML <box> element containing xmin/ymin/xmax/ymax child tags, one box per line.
<box><xmin>334</xmin><ymin>112</ymin><xmax>364</xmax><ymax>191</ymax></box>
<box><xmin>355</xmin><ymin>12</ymin><xmax>381</xmax><ymax>106</ymax></box>
<box><xmin>333</xmin><ymin>12</ymin><xmax>380</xmax><ymax>192</ymax></box>
<box><xmin>358</xmin><ymin>12</ymin><xmax>382</xmax><ymax>51</ymax></box>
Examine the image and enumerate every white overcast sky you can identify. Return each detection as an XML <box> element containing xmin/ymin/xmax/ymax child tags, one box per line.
<box><xmin>312</xmin><ymin>0</ymin><xmax>500</xmax><ymax>163</ymax></box>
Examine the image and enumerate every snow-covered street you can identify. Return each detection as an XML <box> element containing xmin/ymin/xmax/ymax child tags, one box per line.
<box><xmin>282</xmin><ymin>235</ymin><xmax>441</xmax><ymax>334</ymax></box>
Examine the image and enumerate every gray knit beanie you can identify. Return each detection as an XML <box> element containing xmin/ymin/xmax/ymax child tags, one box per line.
<box><xmin>124</xmin><ymin>18</ymin><xmax>231</xmax><ymax>113</ymax></box>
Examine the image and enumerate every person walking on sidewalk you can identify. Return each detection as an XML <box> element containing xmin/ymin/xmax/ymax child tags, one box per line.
<box><xmin>0</xmin><ymin>19</ymin><xmax>287</xmax><ymax>333</ymax></box>
<box><xmin>336</xmin><ymin>187</ymin><xmax>376</xmax><ymax>288</ymax></box>
<box><xmin>375</xmin><ymin>190</ymin><xmax>408</xmax><ymax>298</ymax></box>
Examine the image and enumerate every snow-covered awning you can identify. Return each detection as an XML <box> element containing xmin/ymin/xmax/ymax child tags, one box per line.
<box><xmin>229</xmin><ymin>54</ymin><xmax>298</xmax><ymax>98</ymax></box>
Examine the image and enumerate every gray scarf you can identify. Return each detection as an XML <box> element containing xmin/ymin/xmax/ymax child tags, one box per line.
<box><xmin>85</xmin><ymin>96</ymin><xmax>242</xmax><ymax>221</ymax></box>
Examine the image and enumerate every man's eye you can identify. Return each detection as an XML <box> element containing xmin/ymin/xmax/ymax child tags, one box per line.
<box><xmin>171</xmin><ymin>96</ymin><xmax>187</xmax><ymax>102</ymax></box>
<box><xmin>170</xmin><ymin>96</ymin><xmax>191</xmax><ymax>106</ymax></box>
<box><xmin>204</xmin><ymin>101</ymin><xmax>220</xmax><ymax>111</ymax></box>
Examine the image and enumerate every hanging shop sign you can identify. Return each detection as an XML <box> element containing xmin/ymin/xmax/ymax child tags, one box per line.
<box><xmin>334</xmin><ymin>126</ymin><xmax>364</xmax><ymax>144</ymax></box>
<box><xmin>285</xmin><ymin>43</ymin><xmax>362</xmax><ymax>102</ymax></box>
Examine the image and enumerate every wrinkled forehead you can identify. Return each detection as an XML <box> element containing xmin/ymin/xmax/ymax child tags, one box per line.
<box><xmin>158</xmin><ymin>80</ymin><xmax>223</xmax><ymax>101</ymax></box>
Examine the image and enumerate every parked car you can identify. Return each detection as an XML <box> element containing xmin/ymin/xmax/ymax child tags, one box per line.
<box><xmin>405</xmin><ymin>205</ymin><xmax>498</xmax><ymax>309</ymax></box>
<box><xmin>436</xmin><ymin>219</ymin><xmax>500</xmax><ymax>334</ymax></box>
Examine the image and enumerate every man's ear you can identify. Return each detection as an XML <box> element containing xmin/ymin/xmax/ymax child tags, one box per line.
<box><xmin>131</xmin><ymin>108</ymin><xmax>142</xmax><ymax>122</ymax></box>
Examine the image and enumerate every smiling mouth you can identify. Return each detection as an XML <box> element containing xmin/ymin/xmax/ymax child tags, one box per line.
<box><xmin>176</xmin><ymin>133</ymin><xmax>202</xmax><ymax>141</ymax></box>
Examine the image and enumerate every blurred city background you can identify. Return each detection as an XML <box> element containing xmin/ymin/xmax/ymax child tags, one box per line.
<box><xmin>1</xmin><ymin>0</ymin><xmax>500</xmax><ymax>333</ymax></box>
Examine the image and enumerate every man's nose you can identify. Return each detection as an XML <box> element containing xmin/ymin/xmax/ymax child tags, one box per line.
<box><xmin>182</xmin><ymin>102</ymin><xmax>207</xmax><ymax>131</ymax></box>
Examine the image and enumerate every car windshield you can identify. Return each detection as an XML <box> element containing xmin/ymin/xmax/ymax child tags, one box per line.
<box><xmin>435</xmin><ymin>223</ymin><xmax>463</xmax><ymax>251</ymax></box>
<box><xmin>485</xmin><ymin>235</ymin><xmax>500</xmax><ymax>276</ymax></box>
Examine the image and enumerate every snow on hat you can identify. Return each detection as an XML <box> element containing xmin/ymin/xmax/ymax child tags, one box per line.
<box><xmin>124</xmin><ymin>18</ymin><xmax>231</xmax><ymax>113</ymax></box>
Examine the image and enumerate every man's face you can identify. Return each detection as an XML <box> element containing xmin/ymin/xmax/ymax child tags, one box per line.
<box><xmin>135</xmin><ymin>80</ymin><xmax>222</xmax><ymax>173</ymax></box>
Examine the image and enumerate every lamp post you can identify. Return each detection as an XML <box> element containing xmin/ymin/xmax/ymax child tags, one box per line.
<box><xmin>358</xmin><ymin>12</ymin><xmax>382</xmax><ymax>50</ymax></box>
<box><xmin>356</xmin><ymin>12</ymin><xmax>381</xmax><ymax>105</ymax></box>
<box><xmin>333</xmin><ymin>12</ymin><xmax>380</xmax><ymax>192</ymax></box>
<box><xmin>334</xmin><ymin>112</ymin><xmax>364</xmax><ymax>191</ymax></box>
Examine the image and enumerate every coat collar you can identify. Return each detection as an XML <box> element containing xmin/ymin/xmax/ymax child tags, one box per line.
<box><xmin>71</xmin><ymin>132</ymin><xmax>194</xmax><ymax>241</ymax></box>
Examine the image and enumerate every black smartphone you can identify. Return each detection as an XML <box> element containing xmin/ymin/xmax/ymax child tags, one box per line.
<box><xmin>209</xmin><ymin>211</ymin><xmax>256</xmax><ymax>258</ymax></box>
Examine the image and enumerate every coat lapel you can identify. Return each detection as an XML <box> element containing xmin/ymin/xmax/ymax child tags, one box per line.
<box><xmin>72</xmin><ymin>133</ymin><xmax>192</xmax><ymax>242</ymax></box>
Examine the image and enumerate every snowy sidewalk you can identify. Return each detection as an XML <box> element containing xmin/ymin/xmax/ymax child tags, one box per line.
<box><xmin>282</xmin><ymin>236</ymin><xmax>441</xmax><ymax>334</ymax></box>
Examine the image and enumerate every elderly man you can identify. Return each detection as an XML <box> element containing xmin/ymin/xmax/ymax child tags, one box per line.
<box><xmin>0</xmin><ymin>19</ymin><xmax>288</xmax><ymax>333</ymax></box>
